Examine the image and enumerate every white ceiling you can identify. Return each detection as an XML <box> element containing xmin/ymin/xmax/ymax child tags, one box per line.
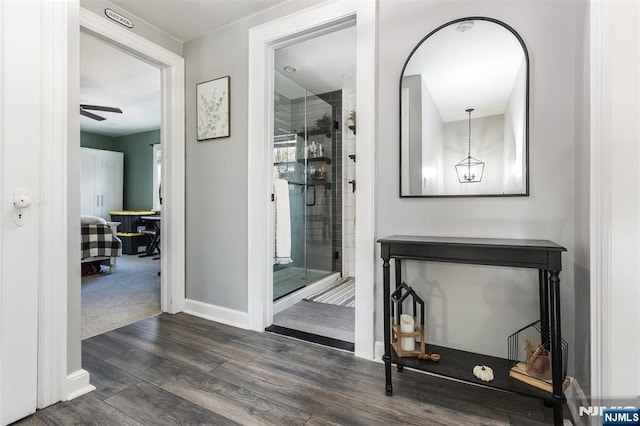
<box><xmin>403</xmin><ymin>19</ymin><xmax>525</xmax><ymax>123</ymax></box>
<box><xmin>275</xmin><ymin>24</ymin><xmax>356</xmax><ymax>98</ymax></box>
<box><xmin>80</xmin><ymin>31</ymin><xmax>161</xmax><ymax>137</ymax></box>
<box><xmin>109</xmin><ymin>0</ymin><xmax>288</xmax><ymax>43</ymax></box>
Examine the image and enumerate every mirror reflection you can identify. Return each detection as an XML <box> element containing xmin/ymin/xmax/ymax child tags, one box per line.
<box><xmin>400</xmin><ymin>18</ymin><xmax>529</xmax><ymax>197</ymax></box>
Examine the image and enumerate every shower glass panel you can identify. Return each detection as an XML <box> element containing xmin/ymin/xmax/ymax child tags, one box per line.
<box><xmin>273</xmin><ymin>71</ymin><xmax>335</xmax><ymax>300</ymax></box>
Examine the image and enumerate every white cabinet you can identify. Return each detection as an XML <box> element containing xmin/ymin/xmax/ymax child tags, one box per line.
<box><xmin>80</xmin><ymin>147</ymin><xmax>124</xmax><ymax>219</ymax></box>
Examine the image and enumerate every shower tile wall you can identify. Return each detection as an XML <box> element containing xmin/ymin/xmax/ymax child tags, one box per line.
<box><xmin>342</xmin><ymin>88</ymin><xmax>356</xmax><ymax>277</ymax></box>
<box><xmin>274</xmin><ymin>93</ymin><xmax>292</xmax><ymax>136</ymax></box>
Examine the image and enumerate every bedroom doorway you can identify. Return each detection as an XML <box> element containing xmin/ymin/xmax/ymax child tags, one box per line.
<box><xmin>79</xmin><ymin>29</ymin><xmax>162</xmax><ymax>339</ymax></box>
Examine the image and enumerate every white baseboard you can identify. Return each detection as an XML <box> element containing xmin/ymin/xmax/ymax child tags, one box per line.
<box><xmin>374</xmin><ymin>340</ymin><xmax>385</xmax><ymax>362</ymax></box>
<box><xmin>66</xmin><ymin>369</ymin><xmax>95</xmax><ymax>400</ymax></box>
<box><xmin>184</xmin><ymin>299</ymin><xmax>249</xmax><ymax>330</ymax></box>
<box><xmin>273</xmin><ymin>272</ymin><xmax>340</xmax><ymax>314</ymax></box>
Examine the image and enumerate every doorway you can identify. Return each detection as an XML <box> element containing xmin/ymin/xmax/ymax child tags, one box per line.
<box><xmin>268</xmin><ymin>26</ymin><xmax>357</xmax><ymax>349</ymax></box>
<box><xmin>247</xmin><ymin>1</ymin><xmax>376</xmax><ymax>359</ymax></box>
<box><xmin>78</xmin><ymin>8</ymin><xmax>185</xmax><ymax>319</ymax></box>
<box><xmin>79</xmin><ymin>30</ymin><xmax>162</xmax><ymax>339</ymax></box>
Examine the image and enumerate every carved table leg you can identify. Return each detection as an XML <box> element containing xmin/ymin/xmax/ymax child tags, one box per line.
<box><xmin>549</xmin><ymin>270</ymin><xmax>565</xmax><ymax>426</ymax></box>
<box><xmin>382</xmin><ymin>246</ymin><xmax>393</xmax><ymax>394</ymax></box>
<box><xmin>538</xmin><ymin>269</ymin><xmax>550</xmax><ymax>347</ymax></box>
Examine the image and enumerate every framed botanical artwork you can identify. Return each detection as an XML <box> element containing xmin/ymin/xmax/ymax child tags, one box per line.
<box><xmin>196</xmin><ymin>76</ymin><xmax>230</xmax><ymax>140</ymax></box>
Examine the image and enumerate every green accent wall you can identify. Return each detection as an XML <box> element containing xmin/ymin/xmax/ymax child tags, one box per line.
<box><xmin>80</xmin><ymin>132</ymin><xmax>117</xmax><ymax>151</ymax></box>
<box><xmin>116</xmin><ymin>130</ymin><xmax>159</xmax><ymax>211</ymax></box>
<box><xmin>81</xmin><ymin>130</ymin><xmax>159</xmax><ymax>211</ymax></box>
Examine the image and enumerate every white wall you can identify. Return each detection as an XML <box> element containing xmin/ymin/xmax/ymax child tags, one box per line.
<box><xmin>376</xmin><ymin>0</ymin><xmax>587</xmax><ymax>376</ymax></box>
<box><xmin>182</xmin><ymin>0</ymin><xmax>324</xmax><ymax>312</ymax></box>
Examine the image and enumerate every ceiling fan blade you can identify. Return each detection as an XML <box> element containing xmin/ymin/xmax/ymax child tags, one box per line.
<box><xmin>80</xmin><ymin>108</ymin><xmax>106</xmax><ymax>121</ymax></box>
<box><xmin>80</xmin><ymin>104</ymin><xmax>123</xmax><ymax>114</ymax></box>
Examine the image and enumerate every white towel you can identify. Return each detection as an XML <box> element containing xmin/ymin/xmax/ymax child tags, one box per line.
<box><xmin>273</xmin><ymin>178</ymin><xmax>292</xmax><ymax>264</ymax></box>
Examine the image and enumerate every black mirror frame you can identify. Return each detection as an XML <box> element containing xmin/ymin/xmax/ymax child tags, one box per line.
<box><xmin>399</xmin><ymin>16</ymin><xmax>530</xmax><ymax>198</ymax></box>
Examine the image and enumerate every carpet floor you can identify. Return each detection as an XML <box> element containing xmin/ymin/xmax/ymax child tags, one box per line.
<box><xmin>82</xmin><ymin>254</ymin><xmax>161</xmax><ymax>339</ymax></box>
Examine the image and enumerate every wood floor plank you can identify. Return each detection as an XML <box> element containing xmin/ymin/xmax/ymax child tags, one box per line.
<box><xmin>209</xmin><ymin>360</ymin><xmax>419</xmax><ymax>426</ymax></box>
<box><xmin>248</xmin><ymin>349</ymin><xmax>513</xmax><ymax>425</ymax></box>
<box><xmin>393</xmin><ymin>368</ymin><xmax>548</xmax><ymax>421</ymax></box>
<box><xmin>34</xmin><ymin>394</ymin><xmax>143</xmax><ymax>426</ymax></box>
<box><xmin>106</xmin><ymin>323</ymin><xmax>226</xmax><ymax>373</ymax></box>
<box><xmin>104</xmin><ymin>381</ymin><xmax>237</xmax><ymax>425</ymax></box>
<box><xmin>82</xmin><ymin>331</ymin><xmax>136</xmax><ymax>360</ymax></box>
<box><xmin>302</xmin><ymin>415</ymin><xmax>343</xmax><ymax>426</ymax></box>
<box><xmin>24</xmin><ymin>313</ymin><xmax>558</xmax><ymax>425</ymax></box>
<box><xmin>214</xmin><ymin>356</ymin><xmax>506</xmax><ymax>426</ymax></box>
<box><xmin>104</xmin><ymin>347</ymin><xmax>192</xmax><ymax>387</ymax></box>
<box><xmin>159</xmin><ymin>312</ymin><xmax>302</xmax><ymax>354</ymax></box>
<box><xmin>124</xmin><ymin>315</ymin><xmax>267</xmax><ymax>364</ymax></box>
<box><xmin>509</xmin><ymin>412</ymin><xmax>557</xmax><ymax>426</ymax></box>
<box><xmin>160</xmin><ymin>366</ymin><xmax>312</xmax><ymax>425</ymax></box>
<box><xmin>82</xmin><ymin>351</ymin><xmax>141</xmax><ymax>400</ymax></box>
<box><xmin>11</xmin><ymin>414</ymin><xmax>48</xmax><ymax>426</ymax></box>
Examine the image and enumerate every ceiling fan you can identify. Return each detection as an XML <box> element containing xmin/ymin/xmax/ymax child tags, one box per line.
<box><xmin>80</xmin><ymin>104</ymin><xmax>122</xmax><ymax>121</ymax></box>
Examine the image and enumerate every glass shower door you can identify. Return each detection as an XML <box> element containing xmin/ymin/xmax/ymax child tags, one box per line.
<box><xmin>273</xmin><ymin>71</ymin><xmax>334</xmax><ymax>300</ymax></box>
<box><xmin>302</xmin><ymin>93</ymin><xmax>333</xmax><ymax>283</ymax></box>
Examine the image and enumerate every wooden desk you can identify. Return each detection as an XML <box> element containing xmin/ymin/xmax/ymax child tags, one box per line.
<box><xmin>378</xmin><ymin>235</ymin><xmax>567</xmax><ymax>425</ymax></box>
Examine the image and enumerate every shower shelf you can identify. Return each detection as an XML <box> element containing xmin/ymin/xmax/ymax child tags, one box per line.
<box><xmin>297</xmin><ymin>130</ymin><xmax>331</xmax><ymax>137</ymax></box>
<box><xmin>297</xmin><ymin>157</ymin><xmax>331</xmax><ymax>164</ymax></box>
<box><xmin>287</xmin><ymin>181</ymin><xmax>331</xmax><ymax>190</ymax></box>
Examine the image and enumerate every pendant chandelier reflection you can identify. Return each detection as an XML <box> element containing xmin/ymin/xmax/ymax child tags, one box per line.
<box><xmin>455</xmin><ymin>108</ymin><xmax>484</xmax><ymax>183</ymax></box>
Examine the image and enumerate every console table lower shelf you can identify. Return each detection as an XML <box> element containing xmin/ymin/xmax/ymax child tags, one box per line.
<box><xmin>387</xmin><ymin>344</ymin><xmax>568</xmax><ymax>402</ymax></box>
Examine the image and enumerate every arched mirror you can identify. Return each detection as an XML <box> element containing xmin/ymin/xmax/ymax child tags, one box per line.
<box><xmin>400</xmin><ymin>17</ymin><xmax>529</xmax><ymax>197</ymax></box>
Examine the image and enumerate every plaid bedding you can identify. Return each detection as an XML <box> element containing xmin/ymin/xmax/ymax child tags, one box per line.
<box><xmin>81</xmin><ymin>224</ymin><xmax>122</xmax><ymax>259</ymax></box>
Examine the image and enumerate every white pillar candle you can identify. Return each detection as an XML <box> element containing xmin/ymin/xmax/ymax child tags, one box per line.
<box><xmin>400</xmin><ymin>314</ymin><xmax>415</xmax><ymax>351</ymax></box>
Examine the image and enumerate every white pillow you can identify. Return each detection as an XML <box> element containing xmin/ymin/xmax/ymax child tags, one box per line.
<box><xmin>80</xmin><ymin>215</ymin><xmax>107</xmax><ymax>225</ymax></box>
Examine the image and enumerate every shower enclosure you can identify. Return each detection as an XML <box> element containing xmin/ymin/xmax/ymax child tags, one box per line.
<box><xmin>272</xmin><ymin>71</ymin><xmax>342</xmax><ymax>300</ymax></box>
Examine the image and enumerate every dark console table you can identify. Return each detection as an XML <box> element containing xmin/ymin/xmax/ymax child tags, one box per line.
<box><xmin>378</xmin><ymin>235</ymin><xmax>567</xmax><ymax>425</ymax></box>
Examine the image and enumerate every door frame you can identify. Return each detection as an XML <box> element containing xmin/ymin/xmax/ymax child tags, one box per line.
<box><xmin>78</xmin><ymin>8</ymin><xmax>186</xmax><ymax>315</ymax></box>
<box><xmin>39</xmin><ymin>4</ymin><xmax>186</xmax><ymax>406</ymax></box>
<box><xmin>247</xmin><ymin>0</ymin><xmax>377</xmax><ymax>359</ymax></box>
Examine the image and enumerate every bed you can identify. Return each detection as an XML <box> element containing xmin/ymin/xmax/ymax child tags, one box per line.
<box><xmin>81</xmin><ymin>216</ymin><xmax>122</xmax><ymax>274</ymax></box>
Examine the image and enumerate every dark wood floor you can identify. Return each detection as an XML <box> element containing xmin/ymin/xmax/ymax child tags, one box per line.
<box><xmin>16</xmin><ymin>313</ymin><xmax>563</xmax><ymax>425</ymax></box>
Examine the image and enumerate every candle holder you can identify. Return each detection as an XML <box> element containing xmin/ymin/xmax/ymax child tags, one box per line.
<box><xmin>390</xmin><ymin>282</ymin><xmax>426</xmax><ymax>357</ymax></box>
